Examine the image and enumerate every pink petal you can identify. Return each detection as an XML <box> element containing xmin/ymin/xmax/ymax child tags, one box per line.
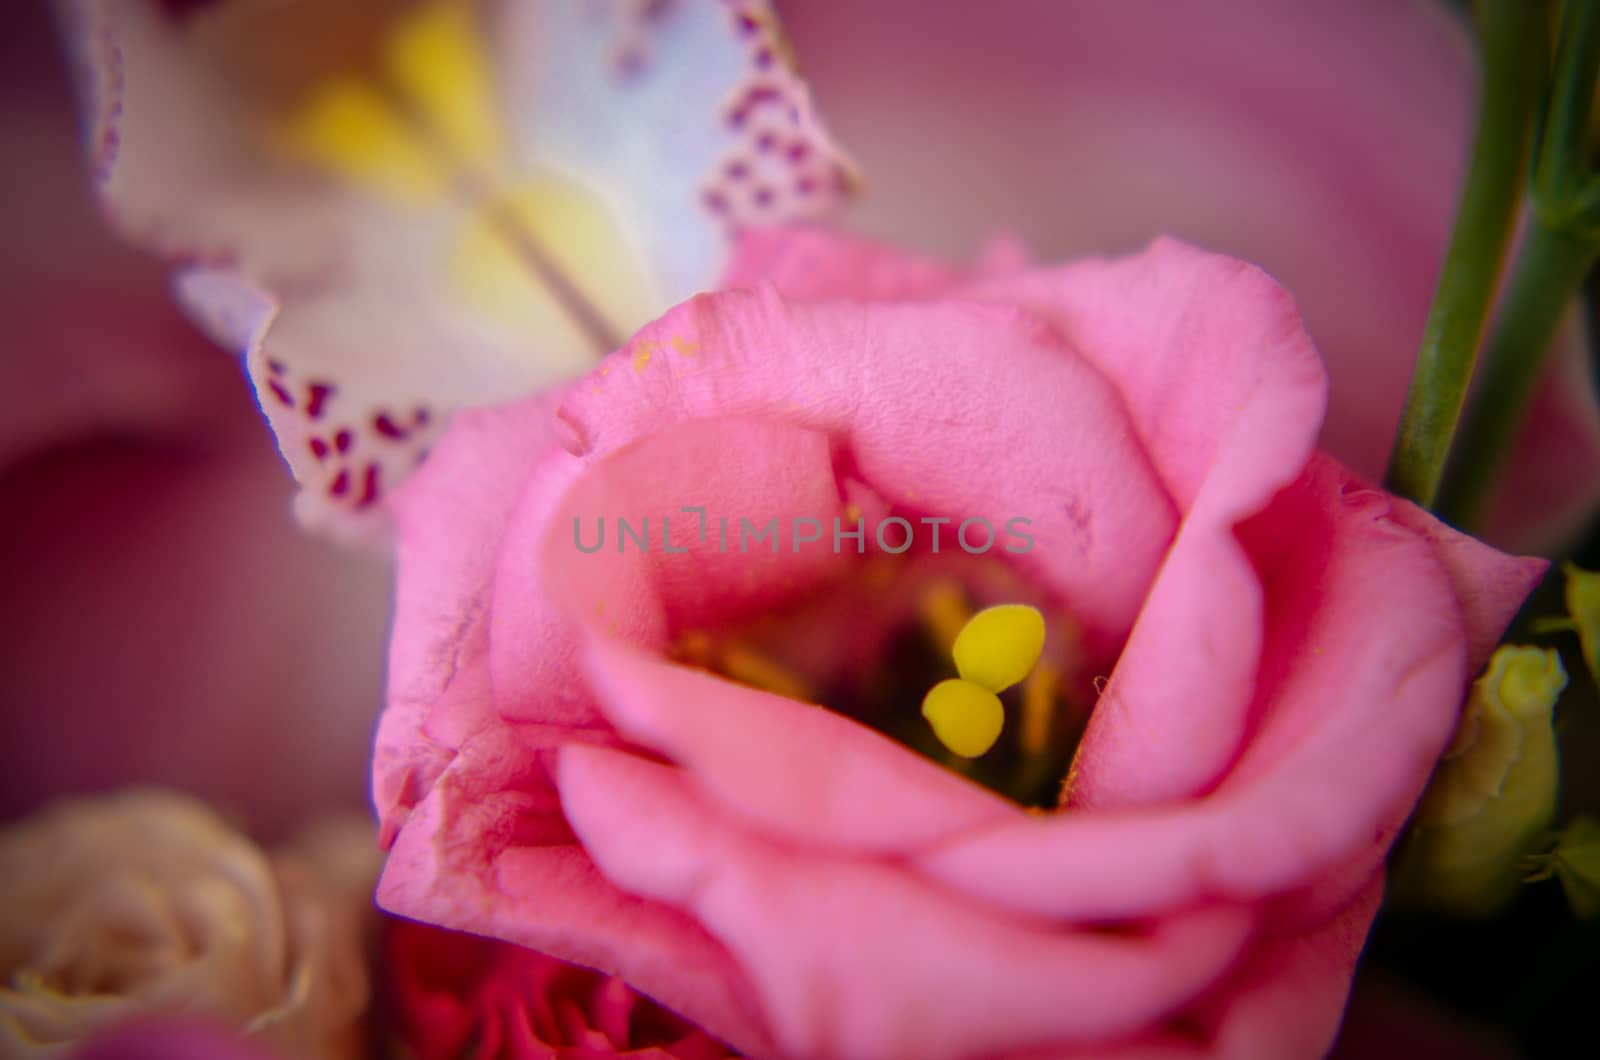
<box><xmin>376</xmin><ymin>389</ymin><xmax>570</xmax><ymax>842</ymax></box>
<box><xmin>1190</xmin><ymin>876</ymin><xmax>1385</xmax><ymax>1059</ymax></box>
<box><xmin>579</xmin><ymin>637</ymin><xmax>1018</xmax><ymax>852</ymax></box>
<box><xmin>486</xmin><ymin>416</ymin><xmax>846</xmax><ymax>732</ymax></box>
<box><xmin>1013</xmin><ymin>878</ymin><xmax>1384</xmax><ymax>1060</ymax></box>
<box><xmin>557</xmin><ymin>288</ymin><xmax>1178</xmax><ymax>657</ymax></box>
<box><xmin>966</xmin><ymin>238</ymin><xmax>1328</xmax><ymax>806</ymax></box>
<box><xmin>560</xmin><ymin>745</ymin><xmax>1257</xmax><ymax>1060</ymax></box>
<box><xmin>375</xmin><ymin>724</ymin><xmax>774</xmax><ymax>1057</ymax></box>
<box><xmin>918</xmin><ymin>457</ymin><xmax>1541</xmax><ymax>919</ymax></box>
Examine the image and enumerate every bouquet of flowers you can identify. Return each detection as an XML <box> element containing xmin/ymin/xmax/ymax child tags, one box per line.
<box><xmin>4</xmin><ymin>2</ymin><xmax>1597</xmax><ymax>1058</ymax></box>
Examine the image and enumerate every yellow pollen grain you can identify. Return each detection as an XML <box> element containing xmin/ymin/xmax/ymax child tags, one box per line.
<box><xmin>953</xmin><ymin>604</ymin><xmax>1046</xmax><ymax>694</ymax></box>
<box><xmin>922</xmin><ymin>678</ymin><xmax>1005</xmax><ymax>759</ymax></box>
<box><xmin>670</xmin><ymin>336</ymin><xmax>700</xmax><ymax>356</ymax></box>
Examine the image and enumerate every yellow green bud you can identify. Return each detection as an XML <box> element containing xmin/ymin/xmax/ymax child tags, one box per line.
<box><xmin>1562</xmin><ymin>562</ymin><xmax>1600</xmax><ymax>685</ymax></box>
<box><xmin>1393</xmin><ymin>645</ymin><xmax>1566</xmax><ymax>917</ymax></box>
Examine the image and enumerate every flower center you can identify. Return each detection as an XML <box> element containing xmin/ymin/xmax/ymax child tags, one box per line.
<box><xmin>671</xmin><ymin>567</ymin><xmax>1090</xmax><ymax>809</ymax></box>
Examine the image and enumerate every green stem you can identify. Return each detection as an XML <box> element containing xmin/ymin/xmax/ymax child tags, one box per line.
<box><xmin>1533</xmin><ymin>0</ymin><xmax>1600</xmax><ymax>210</ymax></box>
<box><xmin>1385</xmin><ymin>0</ymin><xmax>1549</xmax><ymax>507</ymax></box>
<box><xmin>1436</xmin><ymin>222</ymin><xmax>1600</xmax><ymax>525</ymax></box>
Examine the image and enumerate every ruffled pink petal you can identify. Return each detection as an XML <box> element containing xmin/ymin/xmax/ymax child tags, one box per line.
<box><xmin>1192</xmin><ymin>876</ymin><xmax>1383</xmax><ymax>1059</ymax></box>
<box><xmin>559</xmin><ymin>745</ymin><xmax>1257</xmax><ymax>1060</ymax></box>
<box><xmin>376</xmin><ymin>389</ymin><xmax>570</xmax><ymax>842</ymax></box>
<box><xmin>1382</xmin><ymin>491</ymin><xmax>1551</xmax><ymax>673</ymax></box>
<box><xmin>486</xmin><ymin>416</ymin><xmax>846</xmax><ymax>733</ymax></box>
<box><xmin>962</xmin><ymin>238</ymin><xmax>1327</xmax><ymax>519</ymax></box>
<box><xmin>557</xmin><ymin>288</ymin><xmax>1178</xmax><ymax>657</ymax></box>
<box><xmin>375</xmin><ymin>723</ymin><xmax>773</xmax><ymax>1057</ymax></box>
<box><xmin>917</xmin><ymin>457</ymin><xmax>1541</xmax><ymax>920</ymax></box>
<box><xmin>963</xmin><ymin>238</ymin><xmax>1327</xmax><ymax>806</ymax></box>
<box><xmin>580</xmin><ymin>637</ymin><xmax>1018</xmax><ymax>853</ymax></box>
<box><xmin>1011</xmin><ymin>877</ymin><xmax>1382</xmax><ymax>1060</ymax></box>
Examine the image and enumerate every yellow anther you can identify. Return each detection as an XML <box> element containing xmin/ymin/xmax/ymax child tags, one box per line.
<box><xmin>922</xmin><ymin>679</ymin><xmax>1005</xmax><ymax>759</ymax></box>
<box><xmin>952</xmin><ymin>604</ymin><xmax>1046</xmax><ymax>693</ymax></box>
<box><xmin>917</xmin><ymin>579</ymin><xmax>971</xmax><ymax>656</ymax></box>
<box><xmin>382</xmin><ymin>2</ymin><xmax>502</xmax><ymax>169</ymax></box>
<box><xmin>281</xmin><ymin>77</ymin><xmax>444</xmax><ymax>201</ymax></box>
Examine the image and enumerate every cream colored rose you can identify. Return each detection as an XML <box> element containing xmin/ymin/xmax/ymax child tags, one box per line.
<box><xmin>0</xmin><ymin>790</ymin><xmax>376</xmax><ymax>1059</ymax></box>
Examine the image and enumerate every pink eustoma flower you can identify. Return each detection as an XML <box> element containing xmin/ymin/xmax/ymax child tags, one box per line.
<box><xmin>372</xmin><ymin>230</ymin><xmax>1546</xmax><ymax>1058</ymax></box>
<box><xmin>384</xmin><ymin>917</ymin><xmax>732</xmax><ymax>1059</ymax></box>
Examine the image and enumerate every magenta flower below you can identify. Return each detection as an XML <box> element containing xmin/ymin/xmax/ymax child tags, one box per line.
<box><xmin>370</xmin><ymin>230</ymin><xmax>1546</xmax><ymax>1058</ymax></box>
<box><xmin>383</xmin><ymin>917</ymin><xmax>732</xmax><ymax>1059</ymax></box>
<box><xmin>57</xmin><ymin>0</ymin><xmax>854</xmax><ymax>539</ymax></box>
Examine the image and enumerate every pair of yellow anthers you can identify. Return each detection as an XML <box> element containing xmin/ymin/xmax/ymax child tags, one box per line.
<box><xmin>922</xmin><ymin>604</ymin><xmax>1046</xmax><ymax>758</ymax></box>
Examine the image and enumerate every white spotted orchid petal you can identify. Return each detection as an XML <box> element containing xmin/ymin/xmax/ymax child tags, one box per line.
<box><xmin>58</xmin><ymin>0</ymin><xmax>855</xmax><ymax>541</ymax></box>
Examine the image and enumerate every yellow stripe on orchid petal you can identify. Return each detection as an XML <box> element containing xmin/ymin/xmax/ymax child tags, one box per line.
<box><xmin>281</xmin><ymin>77</ymin><xmax>444</xmax><ymax>202</ymax></box>
<box><xmin>451</xmin><ymin>173</ymin><xmax>653</xmax><ymax>357</ymax></box>
<box><xmin>953</xmin><ymin>604</ymin><xmax>1046</xmax><ymax>694</ymax></box>
<box><xmin>382</xmin><ymin>2</ymin><xmax>502</xmax><ymax>171</ymax></box>
<box><xmin>922</xmin><ymin>679</ymin><xmax>1005</xmax><ymax>759</ymax></box>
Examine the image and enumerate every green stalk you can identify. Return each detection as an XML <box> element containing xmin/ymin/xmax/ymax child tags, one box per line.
<box><xmin>1437</xmin><ymin>0</ymin><xmax>1600</xmax><ymax>527</ymax></box>
<box><xmin>1437</xmin><ymin>217</ymin><xmax>1600</xmax><ymax>526</ymax></box>
<box><xmin>1385</xmin><ymin>0</ymin><xmax>1549</xmax><ymax>508</ymax></box>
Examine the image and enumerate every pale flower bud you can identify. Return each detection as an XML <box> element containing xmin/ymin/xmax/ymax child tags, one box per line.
<box><xmin>1393</xmin><ymin>645</ymin><xmax>1566</xmax><ymax>916</ymax></box>
<box><xmin>0</xmin><ymin>791</ymin><xmax>377</xmax><ymax>1059</ymax></box>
